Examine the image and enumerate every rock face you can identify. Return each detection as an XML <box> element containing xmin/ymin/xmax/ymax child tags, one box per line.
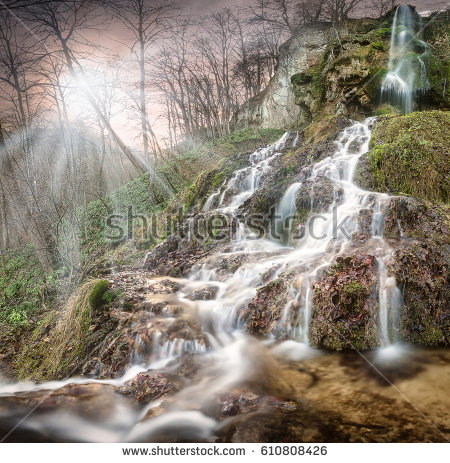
<box><xmin>234</xmin><ymin>24</ymin><xmax>329</xmax><ymax>129</ymax></box>
<box><xmin>235</xmin><ymin>9</ymin><xmax>448</xmax><ymax>131</ymax></box>
<box><xmin>310</xmin><ymin>254</ymin><xmax>380</xmax><ymax>350</ymax></box>
<box><xmin>381</xmin><ymin>196</ymin><xmax>449</xmax><ymax>346</ymax></box>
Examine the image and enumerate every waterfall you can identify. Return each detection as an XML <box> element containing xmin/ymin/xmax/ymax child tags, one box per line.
<box><xmin>0</xmin><ymin>125</ymin><xmax>409</xmax><ymax>441</ymax></box>
<box><xmin>203</xmin><ymin>191</ymin><xmax>220</xmax><ymax>211</ymax></box>
<box><xmin>381</xmin><ymin>5</ymin><xmax>430</xmax><ymax>113</ymax></box>
<box><xmin>272</xmin><ymin>182</ymin><xmax>302</xmax><ymax>245</ymax></box>
<box><xmin>268</xmin><ymin>118</ymin><xmax>402</xmax><ymax>347</ymax></box>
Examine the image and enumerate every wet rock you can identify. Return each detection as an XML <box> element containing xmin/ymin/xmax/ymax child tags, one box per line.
<box><xmin>0</xmin><ymin>382</ymin><xmax>137</xmax><ymax>442</ymax></box>
<box><xmin>221</xmin><ymin>399</ymin><xmax>241</xmax><ymax>417</ymax></box>
<box><xmin>218</xmin><ymin>255</ymin><xmax>245</xmax><ymax>273</ymax></box>
<box><xmin>217</xmin><ymin>399</ymin><xmax>348</xmax><ymax>443</ymax></box>
<box><xmin>390</xmin><ymin>241</ymin><xmax>449</xmax><ymax>346</ymax></box>
<box><xmin>187</xmin><ymin>286</ymin><xmax>219</xmax><ymax>301</ymax></box>
<box><xmin>242</xmin><ymin>278</ymin><xmax>290</xmax><ymax>336</ymax></box>
<box><xmin>143</xmin><ymin>235</ymin><xmax>179</xmax><ymax>270</ymax></box>
<box><xmin>295</xmin><ymin>176</ymin><xmax>343</xmax><ymax>222</ymax></box>
<box><xmin>357</xmin><ymin>208</ymin><xmax>373</xmax><ymax>239</ymax></box>
<box><xmin>309</xmin><ymin>254</ymin><xmax>379</xmax><ymax>350</ymax></box>
<box><xmin>382</xmin><ymin>196</ymin><xmax>449</xmax><ymax>242</ymax></box>
<box><xmin>119</xmin><ymin>372</ymin><xmax>184</xmax><ymax>404</ymax></box>
<box><xmin>354</xmin><ymin>151</ymin><xmax>375</xmax><ymax>191</ymax></box>
<box><xmin>0</xmin><ymin>383</ymin><xmax>124</xmax><ymax>421</ymax></box>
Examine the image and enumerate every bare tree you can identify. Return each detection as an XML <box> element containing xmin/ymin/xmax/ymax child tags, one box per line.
<box><xmin>107</xmin><ymin>0</ymin><xmax>175</xmax><ymax>165</ymax></box>
<box><xmin>323</xmin><ymin>0</ymin><xmax>363</xmax><ymax>24</ymax></box>
<box><xmin>249</xmin><ymin>0</ymin><xmax>364</xmax><ymax>31</ymax></box>
<box><xmin>25</xmin><ymin>0</ymin><xmax>148</xmax><ymax>172</ymax></box>
<box><xmin>367</xmin><ymin>0</ymin><xmax>396</xmax><ymax>17</ymax></box>
<box><xmin>249</xmin><ymin>0</ymin><xmax>297</xmax><ymax>34</ymax></box>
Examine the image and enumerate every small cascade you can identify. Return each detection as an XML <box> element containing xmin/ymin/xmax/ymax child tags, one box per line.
<box><xmin>371</xmin><ymin>201</ymin><xmax>384</xmax><ymax>238</ymax></box>
<box><xmin>130</xmin><ymin>334</ymin><xmax>147</xmax><ymax>365</ymax></box>
<box><xmin>377</xmin><ymin>257</ymin><xmax>402</xmax><ymax>346</ymax></box>
<box><xmin>272</xmin><ymin>182</ymin><xmax>302</xmax><ymax>245</ymax></box>
<box><xmin>381</xmin><ymin>5</ymin><xmax>431</xmax><ymax>113</ymax></box>
<box><xmin>159</xmin><ymin>338</ymin><xmax>207</xmax><ymax>359</ymax></box>
<box><xmin>186</xmin><ymin>217</ymin><xmax>195</xmax><ymax>242</ymax></box>
<box><xmin>269</xmin><ymin>117</ymin><xmax>403</xmax><ymax>346</ymax></box>
<box><xmin>218</xmin><ymin>133</ymin><xmax>289</xmax><ymax>210</ymax></box>
<box><xmin>292</xmin><ymin>131</ymin><xmax>299</xmax><ymax>148</ymax></box>
<box><xmin>131</xmin><ymin>331</ymin><xmax>208</xmax><ymax>368</ymax></box>
<box><xmin>203</xmin><ymin>191</ymin><xmax>220</xmax><ymax>211</ymax></box>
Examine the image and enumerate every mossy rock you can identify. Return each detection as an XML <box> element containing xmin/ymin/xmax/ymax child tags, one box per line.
<box><xmin>359</xmin><ymin>111</ymin><xmax>450</xmax><ymax>203</ymax></box>
<box><xmin>291</xmin><ymin>72</ymin><xmax>313</xmax><ymax>86</ymax></box>
<box><xmin>373</xmin><ymin>104</ymin><xmax>401</xmax><ymax>116</ymax></box>
<box><xmin>309</xmin><ymin>254</ymin><xmax>380</xmax><ymax>350</ymax></box>
<box><xmin>390</xmin><ymin>241</ymin><xmax>449</xmax><ymax>346</ymax></box>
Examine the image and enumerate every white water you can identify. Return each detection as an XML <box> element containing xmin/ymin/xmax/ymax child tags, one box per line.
<box><xmin>216</xmin><ymin>131</ymin><xmax>290</xmax><ymax>211</ymax></box>
<box><xmin>0</xmin><ymin>123</ymin><xmax>406</xmax><ymax>441</ymax></box>
<box><xmin>203</xmin><ymin>191</ymin><xmax>220</xmax><ymax>211</ymax></box>
<box><xmin>381</xmin><ymin>5</ymin><xmax>430</xmax><ymax>113</ymax></box>
<box><xmin>272</xmin><ymin>182</ymin><xmax>302</xmax><ymax>244</ymax></box>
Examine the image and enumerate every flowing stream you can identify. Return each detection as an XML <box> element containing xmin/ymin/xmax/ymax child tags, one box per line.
<box><xmin>0</xmin><ymin>118</ymin><xmax>411</xmax><ymax>442</ymax></box>
<box><xmin>0</xmin><ymin>13</ymin><xmax>441</xmax><ymax>438</ymax></box>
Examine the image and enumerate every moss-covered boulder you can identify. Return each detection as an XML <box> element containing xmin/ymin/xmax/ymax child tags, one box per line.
<box><xmin>356</xmin><ymin>111</ymin><xmax>450</xmax><ymax>203</ymax></box>
<box><xmin>390</xmin><ymin>241</ymin><xmax>449</xmax><ymax>346</ymax></box>
<box><xmin>378</xmin><ymin>195</ymin><xmax>450</xmax><ymax>346</ymax></box>
<box><xmin>381</xmin><ymin>196</ymin><xmax>449</xmax><ymax>241</ymax></box>
<box><xmin>309</xmin><ymin>254</ymin><xmax>380</xmax><ymax>350</ymax></box>
<box><xmin>423</xmin><ymin>12</ymin><xmax>450</xmax><ymax>108</ymax></box>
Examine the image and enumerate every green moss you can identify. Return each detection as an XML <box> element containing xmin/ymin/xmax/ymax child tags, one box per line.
<box><xmin>291</xmin><ymin>72</ymin><xmax>313</xmax><ymax>86</ymax></box>
<box><xmin>400</xmin><ymin>301</ymin><xmax>445</xmax><ymax>346</ymax></box>
<box><xmin>367</xmin><ymin>111</ymin><xmax>450</xmax><ymax>203</ymax></box>
<box><xmin>375</xmin><ymin>27</ymin><xmax>392</xmax><ymax>39</ymax></box>
<box><xmin>374</xmin><ymin>104</ymin><xmax>401</xmax><ymax>116</ymax></box>
<box><xmin>371</xmin><ymin>42</ymin><xmax>384</xmax><ymax>51</ymax></box>
<box><xmin>88</xmin><ymin>280</ymin><xmax>109</xmax><ymax>310</ymax></box>
<box><xmin>344</xmin><ymin>281</ymin><xmax>365</xmax><ymax>295</ymax></box>
<box><xmin>427</xmin><ymin>54</ymin><xmax>450</xmax><ymax>104</ymax></box>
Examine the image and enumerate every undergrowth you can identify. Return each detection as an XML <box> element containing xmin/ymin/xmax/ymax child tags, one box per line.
<box><xmin>15</xmin><ymin>279</ymin><xmax>110</xmax><ymax>381</ymax></box>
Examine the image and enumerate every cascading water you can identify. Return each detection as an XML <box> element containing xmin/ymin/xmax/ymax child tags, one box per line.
<box><xmin>377</xmin><ymin>257</ymin><xmax>402</xmax><ymax>347</ymax></box>
<box><xmin>272</xmin><ymin>182</ymin><xmax>302</xmax><ymax>244</ymax></box>
<box><xmin>0</xmin><ymin>123</ymin><xmax>408</xmax><ymax>442</ymax></box>
<box><xmin>212</xmin><ymin>131</ymin><xmax>290</xmax><ymax>211</ymax></box>
<box><xmin>203</xmin><ymin>191</ymin><xmax>220</xmax><ymax>211</ymax></box>
<box><xmin>381</xmin><ymin>5</ymin><xmax>431</xmax><ymax>113</ymax></box>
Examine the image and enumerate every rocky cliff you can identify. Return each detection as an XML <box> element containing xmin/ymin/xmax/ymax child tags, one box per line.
<box><xmin>234</xmin><ymin>24</ymin><xmax>330</xmax><ymax>129</ymax></box>
<box><xmin>235</xmin><ymin>10</ymin><xmax>449</xmax><ymax>130</ymax></box>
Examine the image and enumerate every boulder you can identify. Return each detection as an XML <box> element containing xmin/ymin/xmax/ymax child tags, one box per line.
<box><xmin>309</xmin><ymin>254</ymin><xmax>379</xmax><ymax>350</ymax></box>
